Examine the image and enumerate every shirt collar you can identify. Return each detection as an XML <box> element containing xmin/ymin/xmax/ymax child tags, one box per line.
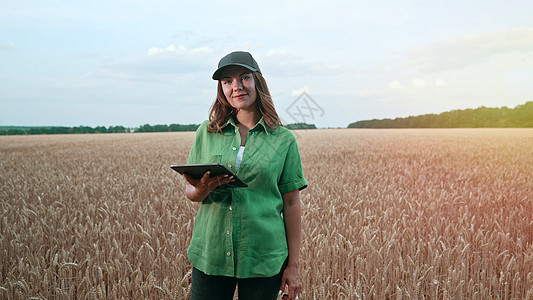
<box><xmin>221</xmin><ymin>116</ymin><xmax>273</xmax><ymax>135</ymax></box>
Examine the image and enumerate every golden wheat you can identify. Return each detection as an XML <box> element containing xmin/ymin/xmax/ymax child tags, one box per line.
<box><xmin>1</xmin><ymin>129</ymin><xmax>532</xmax><ymax>299</ymax></box>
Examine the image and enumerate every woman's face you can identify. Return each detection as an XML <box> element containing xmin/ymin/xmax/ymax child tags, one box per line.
<box><xmin>220</xmin><ymin>66</ymin><xmax>258</xmax><ymax>112</ymax></box>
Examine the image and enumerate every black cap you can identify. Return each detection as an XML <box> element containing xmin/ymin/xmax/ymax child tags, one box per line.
<box><xmin>212</xmin><ymin>51</ymin><xmax>261</xmax><ymax>80</ymax></box>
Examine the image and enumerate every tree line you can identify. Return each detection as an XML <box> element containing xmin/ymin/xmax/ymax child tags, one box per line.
<box><xmin>0</xmin><ymin>125</ymin><xmax>130</xmax><ymax>135</ymax></box>
<box><xmin>0</xmin><ymin>122</ymin><xmax>319</xmax><ymax>136</ymax></box>
<box><xmin>0</xmin><ymin>124</ymin><xmax>200</xmax><ymax>136</ymax></box>
<box><xmin>348</xmin><ymin>101</ymin><xmax>533</xmax><ymax>128</ymax></box>
<box><xmin>285</xmin><ymin>123</ymin><xmax>317</xmax><ymax>130</ymax></box>
<box><xmin>136</xmin><ymin>124</ymin><xmax>200</xmax><ymax>132</ymax></box>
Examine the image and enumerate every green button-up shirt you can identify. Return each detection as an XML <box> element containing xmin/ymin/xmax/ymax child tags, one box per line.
<box><xmin>186</xmin><ymin>117</ymin><xmax>307</xmax><ymax>278</ymax></box>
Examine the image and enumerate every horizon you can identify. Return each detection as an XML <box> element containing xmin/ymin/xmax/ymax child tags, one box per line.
<box><xmin>1</xmin><ymin>100</ymin><xmax>530</xmax><ymax>129</ymax></box>
<box><xmin>1</xmin><ymin>1</ymin><xmax>532</xmax><ymax>128</ymax></box>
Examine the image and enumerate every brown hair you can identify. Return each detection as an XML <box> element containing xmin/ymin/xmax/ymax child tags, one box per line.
<box><xmin>207</xmin><ymin>72</ymin><xmax>283</xmax><ymax>133</ymax></box>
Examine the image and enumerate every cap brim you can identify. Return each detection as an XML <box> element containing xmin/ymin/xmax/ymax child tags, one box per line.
<box><xmin>212</xmin><ymin>63</ymin><xmax>259</xmax><ymax>80</ymax></box>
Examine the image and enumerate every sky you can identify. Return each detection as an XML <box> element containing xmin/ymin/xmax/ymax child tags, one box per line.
<box><xmin>1</xmin><ymin>0</ymin><xmax>532</xmax><ymax>128</ymax></box>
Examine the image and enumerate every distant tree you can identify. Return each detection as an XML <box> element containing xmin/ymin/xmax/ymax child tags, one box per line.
<box><xmin>0</xmin><ymin>123</ymin><xmax>205</xmax><ymax>135</ymax></box>
<box><xmin>46</xmin><ymin>127</ymin><xmax>70</xmax><ymax>134</ymax></box>
<box><xmin>29</xmin><ymin>128</ymin><xmax>45</xmax><ymax>134</ymax></box>
<box><xmin>285</xmin><ymin>123</ymin><xmax>317</xmax><ymax>130</ymax></box>
<box><xmin>169</xmin><ymin>124</ymin><xmax>200</xmax><ymax>131</ymax></box>
<box><xmin>138</xmin><ymin>124</ymin><xmax>153</xmax><ymax>132</ymax></box>
<box><xmin>7</xmin><ymin>129</ymin><xmax>25</xmax><ymax>135</ymax></box>
<box><xmin>95</xmin><ymin>126</ymin><xmax>107</xmax><ymax>133</ymax></box>
<box><xmin>152</xmin><ymin>124</ymin><xmax>169</xmax><ymax>132</ymax></box>
<box><xmin>509</xmin><ymin>102</ymin><xmax>533</xmax><ymax>127</ymax></box>
<box><xmin>348</xmin><ymin>101</ymin><xmax>533</xmax><ymax>128</ymax></box>
<box><xmin>108</xmin><ymin>126</ymin><xmax>127</xmax><ymax>133</ymax></box>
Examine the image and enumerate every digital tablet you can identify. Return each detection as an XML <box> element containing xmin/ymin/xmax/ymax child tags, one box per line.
<box><xmin>170</xmin><ymin>163</ymin><xmax>248</xmax><ymax>188</ymax></box>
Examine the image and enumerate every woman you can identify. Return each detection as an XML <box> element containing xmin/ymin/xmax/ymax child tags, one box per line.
<box><xmin>183</xmin><ymin>51</ymin><xmax>307</xmax><ymax>300</ymax></box>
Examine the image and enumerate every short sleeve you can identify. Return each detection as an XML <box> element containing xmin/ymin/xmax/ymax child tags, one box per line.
<box><xmin>278</xmin><ymin>138</ymin><xmax>307</xmax><ymax>194</ymax></box>
<box><xmin>186</xmin><ymin>120</ymin><xmax>208</xmax><ymax>164</ymax></box>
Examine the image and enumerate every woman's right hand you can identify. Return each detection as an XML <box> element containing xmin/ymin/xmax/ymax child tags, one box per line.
<box><xmin>184</xmin><ymin>171</ymin><xmax>234</xmax><ymax>202</ymax></box>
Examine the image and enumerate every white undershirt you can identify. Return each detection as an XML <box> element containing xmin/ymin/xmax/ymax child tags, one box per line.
<box><xmin>235</xmin><ymin>146</ymin><xmax>245</xmax><ymax>171</ymax></box>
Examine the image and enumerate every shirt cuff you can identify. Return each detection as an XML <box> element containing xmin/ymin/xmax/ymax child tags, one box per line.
<box><xmin>279</xmin><ymin>179</ymin><xmax>308</xmax><ymax>194</ymax></box>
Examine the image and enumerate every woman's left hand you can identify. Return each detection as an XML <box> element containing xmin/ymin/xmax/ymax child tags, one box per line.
<box><xmin>279</xmin><ymin>265</ymin><xmax>300</xmax><ymax>299</ymax></box>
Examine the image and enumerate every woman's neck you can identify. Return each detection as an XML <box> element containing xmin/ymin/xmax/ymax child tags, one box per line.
<box><xmin>235</xmin><ymin>108</ymin><xmax>261</xmax><ymax>130</ymax></box>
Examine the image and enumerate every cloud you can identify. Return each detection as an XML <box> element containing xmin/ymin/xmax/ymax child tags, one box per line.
<box><xmin>389</xmin><ymin>78</ymin><xmax>448</xmax><ymax>91</ymax></box>
<box><xmin>435</xmin><ymin>79</ymin><xmax>448</xmax><ymax>87</ymax></box>
<box><xmin>60</xmin><ymin>44</ymin><xmax>217</xmax><ymax>98</ymax></box>
<box><xmin>307</xmin><ymin>63</ymin><xmax>349</xmax><ymax>75</ymax></box>
<box><xmin>404</xmin><ymin>27</ymin><xmax>533</xmax><ymax>72</ymax></box>
<box><xmin>265</xmin><ymin>49</ymin><xmax>293</xmax><ymax>59</ymax></box>
<box><xmin>412</xmin><ymin>78</ymin><xmax>427</xmax><ymax>88</ymax></box>
<box><xmin>0</xmin><ymin>42</ymin><xmax>15</xmax><ymax>51</ymax></box>
<box><xmin>260</xmin><ymin>48</ymin><xmax>348</xmax><ymax>77</ymax></box>
<box><xmin>261</xmin><ymin>49</ymin><xmax>298</xmax><ymax>68</ymax></box>
<box><xmin>97</xmin><ymin>44</ymin><xmax>216</xmax><ymax>79</ymax></box>
<box><xmin>147</xmin><ymin>44</ymin><xmax>212</xmax><ymax>56</ymax></box>
<box><xmin>388</xmin><ymin>80</ymin><xmax>405</xmax><ymax>89</ymax></box>
<box><xmin>291</xmin><ymin>85</ymin><xmax>310</xmax><ymax>96</ymax></box>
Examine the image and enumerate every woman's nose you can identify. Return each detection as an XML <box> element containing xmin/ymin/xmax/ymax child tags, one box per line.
<box><xmin>232</xmin><ymin>80</ymin><xmax>243</xmax><ymax>90</ymax></box>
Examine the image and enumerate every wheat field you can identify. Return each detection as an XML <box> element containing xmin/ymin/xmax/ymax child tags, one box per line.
<box><xmin>1</xmin><ymin>129</ymin><xmax>533</xmax><ymax>299</ymax></box>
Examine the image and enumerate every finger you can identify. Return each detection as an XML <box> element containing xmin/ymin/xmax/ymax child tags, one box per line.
<box><xmin>183</xmin><ymin>174</ymin><xmax>200</xmax><ymax>186</ymax></box>
<box><xmin>279</xmin><ymin>277</ymin><xmax>286</xmax><ymax>293</ymax></box>
<box><xmin>215</xmin><ymin>174</ymin><xmax>227</xmax><ymax>183</ymax></box>
<box><xmin>199</xmin><ymin>171</ymin><xmax>211</xmax><ymax>184</ymax></box>
<box><xmin>183</xmin><ymin>174</ymin><xmax>192</xmax><ymax>182</ymax></box>
<box><xmin>288</xmin><ymin>283</ymin><xmax>299</xmax><ymax>300</ymax></box>
<box><xmin>223</xmin><ymin>175</ymin><xmax>234</xmax><ymax>183</ymax></box>
<box><xmin>213</xmin><ymin>175</ymin><xmax>234</xmax><ymax>188</ymax></box>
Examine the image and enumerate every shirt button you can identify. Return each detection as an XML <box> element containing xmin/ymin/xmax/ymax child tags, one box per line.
<box><xmin>226</xmin><ymin>252</ymin><xmax>231</xmax><ymax>256</ymax></box>
<box><xmin>226</xmin><ymin>230</ymin><xmax>230</xmax><ymax>235</ymax></box>
<box><xmin>228</xmin><ymin>164</ymin><xmax>232</xmax><ymax>168</ymax></box>
<box><xmin>232</xmin><ymin>147</ymin><xmax>237</xmax><ymax>151</ymax></box>
<box><xmin>229</xmin><ymin>206</ymin><xmax>232</xmax><ymax>211</ymax></box>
